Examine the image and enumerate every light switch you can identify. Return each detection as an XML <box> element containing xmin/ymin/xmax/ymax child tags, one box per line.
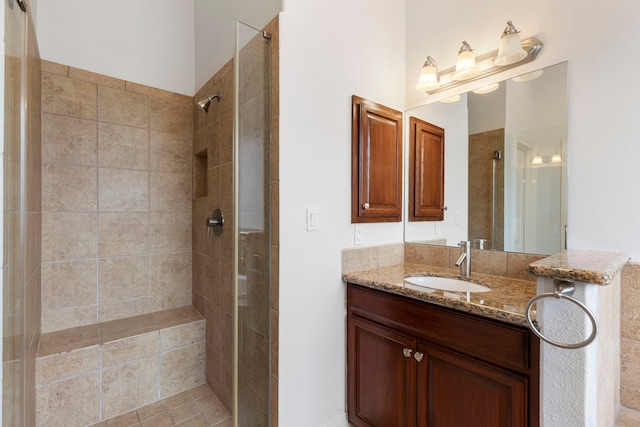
<box><xmin>306</xmin><ymin>207</ymin><xmax>319</xmax><ymax>231</ymax></box>
<box><xmin>435</xmin><ymin>222</ymin><xmax>441</xmax><ymax>237</ymax></box>
<box><xmin>354</xmin><ymin>225</ymin><xmax>364</xmax><ymax>245</ymax></box>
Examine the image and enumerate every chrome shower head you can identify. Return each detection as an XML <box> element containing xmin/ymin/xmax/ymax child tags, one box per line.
<box><xmin>194</xmin><ymin>91</ymin><xmax>222</xmax><ymax>113</ymax></box>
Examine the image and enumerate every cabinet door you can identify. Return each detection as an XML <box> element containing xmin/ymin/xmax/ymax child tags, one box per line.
<box><xmin>352</xmin><ymin>96</ymin><xmax>403</xmax><ymax>223</ymax></box>
<box><xmin>348</xmin><ymin>317</ymin><xmax>416</xmax><ymax>427</ymax></box>
<box><xmin>409</xmin><ymin>117</ymin><xmax>445</xmax><ymax>221</ymax></box>
<box><xmin>416</xmin><ymin>343</ymin><xmax>527</xmax><ymax>427</ymax></box>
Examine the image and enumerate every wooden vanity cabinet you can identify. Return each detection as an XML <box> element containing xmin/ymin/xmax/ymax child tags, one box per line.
<box><xmin>352</xmin><ymin>96</ymin><xmax>403</xmax><ymax>223</ymax></box>
<box><xmin>347</xmin><ymin>283</ymin><xmax>539</xmax><ymax>427</ymax></box>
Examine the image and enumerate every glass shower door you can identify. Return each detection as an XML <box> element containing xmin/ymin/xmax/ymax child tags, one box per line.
<box><xmin>233</xmin><ymin>21</ymin><xmax>272</xmax><ymax>427</ymax></box>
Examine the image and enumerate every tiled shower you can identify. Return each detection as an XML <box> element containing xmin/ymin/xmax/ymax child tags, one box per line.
<box><xmin>2</xmin><ymin>1</ymin><xmax>279</xmax><ymax>424</ymax></box>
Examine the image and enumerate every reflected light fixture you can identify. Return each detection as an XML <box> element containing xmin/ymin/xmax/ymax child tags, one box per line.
<box><xmin>551</xmin><ymin>152</ymin><xmax>562</xmax><ymax>163</ymax></box>
<box><xmin>494</xmin><ymin>21</ymin><xmax>528</xmax><ymax>66</ymax></box>
<box><xmin>472</xmin><ymin>82</ymin><xmax>500</xmax><ymax>94</ymax></box>
<box><xmin>414</xmin><ymin>56</ymin><xmax>440</xmax><ymax>91</ymax></box>
<box><xmin>531</xmin><ymin>154</ymin><xmax>543</xmax><ymax>165</ymax></box>
<box><xmin>452</xmin><ymin>41</ymin><xmax>479</xmax><ymax>81</ymax></box>
<box><xmin>440</xmin><ymin>94</ymin><xmax>461</xmax><ymax>103</ymax></box>
<box><xmin>512</xmin><ymin>69</ymin><xmax>544</xmax><ymax>82</ymax></box>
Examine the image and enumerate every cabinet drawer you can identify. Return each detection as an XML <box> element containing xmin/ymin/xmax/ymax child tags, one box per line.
<box><xmin>348</xmin><ymin>284</ymin><xmax>532</xmax><ymax>372</ymax></box>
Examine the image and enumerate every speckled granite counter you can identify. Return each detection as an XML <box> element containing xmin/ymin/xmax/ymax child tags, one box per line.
<box><xmin>526</xmin><ymin>250</ymin><xmax>629</xmax><ymax>285</ymax></box>
<box><xmin>342</xmin><ymin>262</ymin><xmax>537</xmax><ymax>327</ymax></box>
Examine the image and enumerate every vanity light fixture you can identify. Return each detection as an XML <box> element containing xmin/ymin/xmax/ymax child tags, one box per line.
<box><xmin>531</xmin><ymin>154</ymin><xmax>543</xmax><ymax>165</ymax></box>
<box><xmin>472</xmin><ymin>82</ymin><xmax>500</xmax><ymax>94</ymax></box>
<box><xmin>414</xmin><ymin>56</ymin><xmax>440</xmax><ymax>91</ymax></box>
<box><xmin>414</xmin><ymin>21</ymin><xmax>543</xmax><ymax>95</ymax></box>
<box><xmin>452</xmin><ymin>41</ymin><xmax>479</xmax><ymax>81</ymax></box>
<box><xmin>551</xmin><ymin>152</ymin><xmax>562</xmax><ymax>163</ymax></box>
<box><xmin>494</xmin><ymin>21</ymin><xmax>528</xmax><ymax>66</ymax></box>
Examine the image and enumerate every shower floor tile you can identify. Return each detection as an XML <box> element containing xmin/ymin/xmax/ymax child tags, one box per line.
<box><xmin>89</xmin><ymin>384</ymin><xmax>231</xmax><ymax>427</ymax></box>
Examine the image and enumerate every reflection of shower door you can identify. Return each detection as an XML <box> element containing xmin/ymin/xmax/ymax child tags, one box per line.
<box><xmin>234</xmin><ymin>21</ymin><xmax>272</xmax><ymax>427</ymax></box>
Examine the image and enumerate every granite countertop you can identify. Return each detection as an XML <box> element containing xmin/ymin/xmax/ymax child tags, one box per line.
<box><xmin>526</xmin><ymin>250</ymin><xmax>629</xmax><ymax>285</ymax></box>
<box><xmin>343</xmin><ymin>262</ymin><xmax>537</xmax><ymax>327</ymax></box>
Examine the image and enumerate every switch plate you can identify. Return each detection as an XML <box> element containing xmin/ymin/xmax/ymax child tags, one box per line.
<box><xmin>435</xmin><ymin>222</ymin><xmax>441</xmax><ymax>237</ymax></box>
<box><xmin>455</xmin><ymin>210</ymin><xmax>460</xmax><ymax>225</ymax></box>
<box><xmin>354</xmin><ymin>225</ymin><xmax>364</xmax><ymax>245</ymax></box>
<box><xmin>306</xmin><ymin>207</ymin><xmax>319</xmax><ymax>231</ymax></box>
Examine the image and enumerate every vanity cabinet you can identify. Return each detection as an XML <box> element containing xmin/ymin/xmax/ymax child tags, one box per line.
<box><xmin>347</xmin><ymin>283</ymin><xmax>539</xmax><ymax>427</ymax></box>
<box><xmin>351</xmin><ymin>96</ymin><xmax>403</xmax><ymax>223</ymax></box>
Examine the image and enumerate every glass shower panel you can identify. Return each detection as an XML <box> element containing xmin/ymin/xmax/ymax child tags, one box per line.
<box><xmin>234</xmin><ymin>21</ymin><xmax>272</xmax><ymax>427</ymax></box>
<box><xmin>3</xmin><ymin>1</ymin><xmax>26</xmax><ymax>425</ymax></box>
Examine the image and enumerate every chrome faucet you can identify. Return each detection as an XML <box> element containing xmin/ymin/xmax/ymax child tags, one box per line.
<box><xmin>455</xmin><ymin>240</ymin><xmax>471</xmax><ymax>278</ymax></box>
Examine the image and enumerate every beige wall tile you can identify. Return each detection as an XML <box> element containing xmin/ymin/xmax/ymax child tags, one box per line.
<box><xmin>41</xmin><ymin>306</ymin><xmax>98</xmax><ymax>334</ymax></box>
<box><xmin>151</xmin><ymin>252</ymin><xmax>192</xmax><ymax>294</ymax></box>
<box><xmin>36</xmin><ymin>372</ymin><xmax>100</xmax><ymax>427</ymax></box>
<box><xmin>98</xmin><ymin>255</ymin><xmax>149</xmax><ymax>303</ymax></box>
<box><xmin>470</xmin><ymin>249</ymin><xmax>507</xmax><ymax>276</ymax></box>
<box><xmin>68</xmin><ymin>66</ymin><xmax>126</xmax><ymax>90</ymax></box>
<box><xmin>102</xmin><ymin>332</ymin><xmax>159</xmax><ymax>367</ymax></box>
<box><xmin>617</xmin><ymin>408</ymin><xmax>640</xmax><ymax>426</ymax></box>
<box><xmin>43</xmin><ymin>163</ymin><xmax>97</xmax><ymax>212</ymax></box>
<box><xmin>98</xmin><ymin>213</ymin><xmax>150</xmax><ymax>257</ymax></box>
<box><xmin>506</xmin><ymin>252</ymin><xmax>544</xmax><ymax>282</ymax></box>
<box><xmin>99</xmin><ymin>296</ymin><xmax>152</xmax><ymax>323</ymax></box>
<box><xmin>42</xmin><ymin>260</ymin><xmax>97</xmax><ymax>311</ymax></box>
<box><xmin>42</xmin><ymin>72</ymin><xmax>97</xmax><ymax>119</ymax></box>
<box><xmin>622</xmin><ymin>337</ymin><xmax>640</xmax><ymax>390</ymax></box>
<box><xmin>41</xmin><ymin>60</ymin><xmax>68</xmax><ymax>76</ymax></box>
<box><xmin>160</xmin><ymin>342</ymin><xmax>205</xmax><ymax>398</ymax></box>
<box><xmin>404</xmin><ymin>244</ymin><xmax>449</xmax><ymax>268</ymax></box>
<box><xmin>150</xmin><ymin>212</ymin><xmax>191</xmax><ymax>253</ymax></box>
<box><xmin>150</xmin><ymin>131</ymin><xmax>192</xmax><ymax>173</ymax></box>
<box><xmin>36</xmin><ymin>346</ymin><xmax>100</xmax><ymax>385</ymax></box>
<box><xmin>622</xmin><ymin>263</ymin><xmax>640</xmax><ymax>341</ymax></box>
<box><xmin>98</xmin><ymin>123</ymin><xmax>149</xmax><ymax>170</ymax></box>
<box><xmin>160</xmin><ymin>320</ymin><xmax>205</xmax><ymax>352</ymax></box>
<box><xmin>150</xmin><ymin>172</ymin><xmax>192</xmax><ymax>212</ymax></box>
<box><xmin>98</xmin><ymin>168</ymin><xmax>149</xmax><ymax>212</ymax></box>
<box><xmin>98</xmin><ymin>86</ymin><xmax>149</xmax><ymax>128</ymax></box>
<box><xmin>149</xmin><ymin>96</ymin><xmax>192</xmax><ymax>133</ymax></box>
<box><xmin>42</xmin><ymin>113</ymin><xmax>97</xmax><ymax>165</ymax></box>
<box><xmin>42</xmin><ymin>212</ymin><xmax>97</xmax><ymax>262</ymax></box>
<box><xmin>101</xmin><ymin>356</ymin><xmax>159</xmax><ymax>419</ymax></box>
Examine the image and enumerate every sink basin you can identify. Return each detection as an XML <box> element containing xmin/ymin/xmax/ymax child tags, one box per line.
<box><xmin>404</xmin><ymin>276</ymin><xmax>491</xmax><ymax>293</ymax></box>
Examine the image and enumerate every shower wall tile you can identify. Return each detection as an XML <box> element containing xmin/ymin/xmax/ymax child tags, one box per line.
<box><xmin>42</xmin><ymin>113</ymin><xmax>97</xmax><ymax>165</ymax></box>
<box><xmin>151</xmin><ymin>252</ymin><xmax>192</xmax><ymax>294</ymax></box>
<box><xmin>98</xmin><ymin>86</ymin><xmax>149</xmax><ymax>128</ymax></box>
<box><xmin>150</xmin><ymin>96</ymin><xmax>193</xmax><ymax>133</ymax></box>
<box><xmin>42</xmin><ymin>212</ymin><xmax>97</xmax><ymax>262</ymax></box>
<box><xmin>36</xmin><ymin>371</ymin><xmax>101</xmax><ymax>427</ymax></box>
<box><xmin>68</xmin><ymin>66</ymin><xmax>126</xmax><ymax>90</ymax></box>
<box><xmin>101</xmin><ymin>355</ymin><xmax>159</xmax><ymax>419</ymax></box>
<box><xmin>98</xmin><ymin>123</ymin><xmax>149</xmax><ymax>170</ymax></box>
<box><xmin>42</xmin><ymin>72</ymin><xmax>97</xmax><ymax>119</ymax></box>
<box><xmin>150</xmin><ymin>172</ymin><xmax>192</xmax><ymax>212</ymax></box>
<box><xmin>102</xmin><ymin>332</ymin><xmax>159</xmax><ymax>368</ymax></box>
<box><xmin>150</xmin><ymin>131</ymin><xmax>192</xmax><ymax>173</ymax></box>
<box><xmin>41</xmin><ymin>59</ymin><xmax>69</xmax><ymax>76</ymax></box>
<box><xmin>41</xmin><ymin>306</ymin><xmax>98</xmax><ymax>334</ymax></box>
<box><xmin>150</xmin><ymin>212</ymin><xmax>191</xmax><ymax>253</ymax></box>
<box><xmin>98</xmin><ymin>213</ymin><xmax>150</xmax><ymax>257</ymax></box>
<box><xmin>98</xmin><ymin>255</ymin><xmax>149</xmax><ymax>303</ymax></box>
<box><xmin>98</xmin><ymin>168</ymin><xmax>149</xmax><ymax>212</ymax></box>
<box><xmin>42</xmin><ymin>260</ymin><xmax>97</xmax><ymax>311</ymax></box>
<box><xmin>42</xmin><ymin>163</ymin><xmax>97</xmax><ymax>212</ymax></box>
<box><xmin>160</xmin><ymin>342</ymin><xmax>206</xmax><ymax>398</ymax></box>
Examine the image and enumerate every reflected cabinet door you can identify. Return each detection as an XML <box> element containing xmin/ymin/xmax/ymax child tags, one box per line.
<box><xmin>416</xmin><ymin>343</ymin><xmax>528</xmax><ymax>427</ymax></box>
<box><xmin>347</xmin><ymin>317</ymin><xmax>416</xmax><ymax>427</ymax></box>
<box><xmin>352</xmin><ymin>96</ymin><xmax>403</xmax><ymax>223</ymax></box>
<box><xmin>409</xmin><ymin>117</ymin><xmax>444</xmax><ymax>221</ymax></box>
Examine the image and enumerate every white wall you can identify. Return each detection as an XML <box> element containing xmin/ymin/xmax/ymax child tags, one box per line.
<box><xmin>35</xmin><ymin>0</ymin><xmax>195</xmax><ymax>95</ymax></box>
<box><xmin>405</xmin><ymin>0</ymin><xmax>640</xmax><ymax>258</ymax></box>
<box><xmin>193</xmin><ymin>0</ymin><xmax>281</xmax><ymax>91</ymax></box>
<box><xmin>278</xmin><ymin>0</ymin><xmax>405</xmax><ymax>424</ymax></box>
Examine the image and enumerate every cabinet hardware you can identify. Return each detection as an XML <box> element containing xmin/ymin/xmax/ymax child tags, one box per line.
<box><xmin>402</xmin><ymin>348</ymin><xmax>413</xmax><ymax>358</ymax></box>
<box><xmin>442</xmin><ymin>206</ymin><xmax>448</xmax><ymax>210</ymax></box>
<box><xmin>414</xmin><ymin>352</ymin><xmax>424</xmax><ymax>362</ymax></box>
<box><xmin>362</xmin><ymin>202</ymin><xmax>370</xmax><ymax>210</ymax></box>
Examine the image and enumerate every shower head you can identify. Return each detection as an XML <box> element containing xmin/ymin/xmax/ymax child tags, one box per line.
<box><xmin>194</xmin><ymin>91</ymin><xmax>222</xmax><ymax>113</ymax></box>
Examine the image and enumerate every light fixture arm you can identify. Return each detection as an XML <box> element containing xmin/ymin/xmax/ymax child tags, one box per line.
<box><xmin>501</xmin><ymin>21</ymin><xmax>520</xmax><ymax>38</ymax></box>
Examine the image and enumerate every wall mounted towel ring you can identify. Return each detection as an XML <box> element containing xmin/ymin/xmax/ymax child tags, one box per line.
<box><xmin>525</xmin><ymin>281</ymin><xmax>598</xmax><ymax>349</ymax></box>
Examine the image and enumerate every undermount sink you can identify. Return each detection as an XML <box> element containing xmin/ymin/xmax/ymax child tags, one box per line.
<box><xmin>404</xmin><ymin>276</ymin><xmax>491</xmax><ymax>293</ymax></box>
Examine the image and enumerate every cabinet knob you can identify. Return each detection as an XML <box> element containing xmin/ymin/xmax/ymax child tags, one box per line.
<box><xmin>413</xmin><ymin>352</ymin><xmax>424</xmax><ymax>362</ymax></box>
<box><xmin>362</xmin><ymin>202</ymin><xmax>370</xmax><ymax>210</ymax></box>
<box><xmin>402</xmin><ymin>348</ymin><xmax>413</xmax><ymax>358</ymax></box>
<box><xmin>442</xmin><ymin>206</ymin><xmax>448</xmax><ymax>211</ymax></box>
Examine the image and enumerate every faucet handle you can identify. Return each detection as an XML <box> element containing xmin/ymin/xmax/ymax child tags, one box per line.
<box><xmin>458</xmin><ymin>240</ymin><xmax>471</xmax><ymax>248</ymax></box>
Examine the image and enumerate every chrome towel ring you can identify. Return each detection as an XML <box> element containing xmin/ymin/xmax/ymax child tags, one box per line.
<box><xmin>525</xmin><ymin>281</ymin><xmax>598</xmax><ymax>349</ymax></box>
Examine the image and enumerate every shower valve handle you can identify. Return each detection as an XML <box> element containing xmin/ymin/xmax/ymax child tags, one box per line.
<box><xmin>206</xmin><ymin>208</ymin><xmax>224</xmax><ymax>236</ymax></box>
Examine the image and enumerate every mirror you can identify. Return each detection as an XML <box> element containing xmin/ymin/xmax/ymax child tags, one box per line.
<box><xmin>404</xmin><ymin>62</ymin><xmax>568</xmax><ymax>255</ymax></box>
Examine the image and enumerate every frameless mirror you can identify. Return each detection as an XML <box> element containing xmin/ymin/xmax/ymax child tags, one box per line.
<box><xmin>404</xmin><ymin>62</ymin><xmax>568</xmax><ymax>255</ymax></box>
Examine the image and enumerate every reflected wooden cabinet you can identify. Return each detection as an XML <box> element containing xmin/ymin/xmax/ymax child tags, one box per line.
<box><xmin>352</xmin><ymin>96</ymin><xmax>403</xmax><ymax>223</ymax></box>
<box><xmin>409</xmin><ymin>116</ymin><xmax>445</xmax><ymax>221</ymax></box>
<box><xmin>347</xmin><ymin>283</ymin><xmax>539</xmax><ymax>427</ymax></box>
